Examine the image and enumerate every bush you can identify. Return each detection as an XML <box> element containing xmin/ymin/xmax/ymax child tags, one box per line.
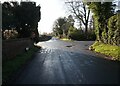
<box><xmin>102</xmin><ymin>29</ymin><xmax>108</xmax><ymax>44</ymax></box>
<box><xmin>69</xmin><ymin>29</ymin><xmax>85</xmax><ymax>40</ymax></box>
<box><xmin>68</xmin><ymin>29</ymin><xmax>96</xmax><ymax>41</ymax></box>
<box><xmin>3</xmin><ymin>29</ymin><xmax>18</xmax><ymax>40</ymax></box>
<box><xmin>108</xmin><ymin>13</ymin><xmax>120</xmax><ymax>46</ymax></box>
<box><xmin>87</xmin><ymin>31</ymin><xmax>96</xmax><ymax>41</ymax></box>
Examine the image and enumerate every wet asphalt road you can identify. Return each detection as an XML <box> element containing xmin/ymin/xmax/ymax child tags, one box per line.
<box><xmin>14</xmin><ymin>37</ymin><xmax>120</xmax><ymax>84</ymax></box>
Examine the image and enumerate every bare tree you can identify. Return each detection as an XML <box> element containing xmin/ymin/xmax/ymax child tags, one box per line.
<box><xmin>65</xmin><ymin>0</ymin><xmax>90</xmax><ymax>38</ymax></box>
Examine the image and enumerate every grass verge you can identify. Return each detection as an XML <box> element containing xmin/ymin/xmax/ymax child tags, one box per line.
<box><xmin>60</xmin><ymin>38</ymin><xmax>73</xmax><ymax>41</ymax></box>
<box><xmin>2</xmin><ymin>46</ymin><xmax>40</xmax><ymax>83</ymax></box>
<box><xmin>89</xmin><ymin>41</ymin><xmax>120</xmax><ymax>61</ymax></box>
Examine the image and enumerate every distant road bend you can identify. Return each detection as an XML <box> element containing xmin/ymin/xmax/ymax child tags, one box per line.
<box><xmin>14</xmin><ymin>37</ymin><xmax>120</xmax><ymax>84</ymax></box>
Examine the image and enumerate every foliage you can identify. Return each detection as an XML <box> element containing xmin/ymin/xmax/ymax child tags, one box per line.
<box><xmin>3</xmin><ymin>29</ymin><xmax>18</xmax><ymax>39</ymax></box>
<box><xmin>2</xmin><ymin>1</ymin><xmax>41</xmax><ymax>39</ymax></box>
<box><xmin>90</xmin><ymin>41</ymin><xmax>120</xmax><ymax>61</ymax></box>
<box><xmin>53</xmin><ymin>15</ymin><xmax>96</xmax><ymax>41</ymax></box>
<box><xmin>108</xmin><ymin>13</ymin><xmax>120</xmax><ymax>46</ymax></box>
<box><xmin>2</xmin><ymin>46</ymin><xmax>40</xmax><ymax>83</ymax></box>
<box><xmin>60</xmin><ymin>38</ymin><xmax>72</xmax><ymax>41</ymax></box>
<box><xmin>87</xmin><ymin>31</ymin><xmax>96</xmax><ymax>41</ymax></box>
<box><xmin>87</xmin><ymin>2</ymin><xmax>116</xmax><ymax>44</ymax></box>
<box><xmin>68</xmin><ymin>26</ymin><xmax>96</xmax><ymax>41</ymax></box>
<box><xmin>67</xmin><ymin>26</ymin><xmax>77</xmax><ymax>39</ymax></box>
<box><xmin>53</xmin><ymin>16</ymin><xmax>73</xmax><ymax>38</ymax></box>
<box><xmin>65</xmin><ymin>0</ymin><xmax>91</xmax><ymax>38</ymax></box>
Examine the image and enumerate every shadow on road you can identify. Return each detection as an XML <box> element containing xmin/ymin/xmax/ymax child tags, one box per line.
<box><xmin>12</xmin><ymin>46</ymin><xmax>120</xmax><ymax>84</ymax></box>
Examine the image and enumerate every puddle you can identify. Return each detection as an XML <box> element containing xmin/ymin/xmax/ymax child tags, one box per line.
<box><xmin>84</xmin><ymin>44</ymin><xmax>89</xmax><ymax>46</ymax></box>
<box><xmin>66</xmin><ymin>45</ymin><xmax>73</xmax><ymax>47</ymax></box>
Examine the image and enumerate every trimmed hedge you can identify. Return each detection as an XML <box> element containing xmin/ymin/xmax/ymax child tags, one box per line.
<box><xmin>107</xmin><ymin>13</ymin><xmax>120</xmax><ymax>46</ymax></box>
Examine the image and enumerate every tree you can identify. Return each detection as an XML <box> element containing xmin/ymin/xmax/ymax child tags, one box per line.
<box><xmin>53</xmin><ymin>15</ymin><xmax>96</xmax><ymax>41</ymax></box>
<box><xmin>53</xmin><ymin>15</ymin><xmax>75</xmax><ymax>38</ymax></box>
<box><xmin>53</xmin><ymin>17</ymin><xmax>67</xmax><ymax>38</ymax></box>
<box><xmin>65</xmin><ymin>0</ymin><xmax>90</xmax><ymax>38</ymax></box>
<box><xmin>62</xmin><ymin>15</ymin><xmax>75</xmax><ymax>38</ymax></box>
<box><xmin>15</xmin><ymin>2</ymin><xmax>41</xmax><ymax>38</ymax></box>
<box><xmin>87</xmin><ymin>2</ymin><xmax>115</xmax><ymax>43</ymax></box>
<box><xmin>67</xmin><ymin>26</ymin><xmax>76</xmax><ymax>39</ymax></box>
<box><xmin>67</xmin><ymin>15</ymin><xmax>74</xmax><ymax>27</ymax></box>
<box><xmin>2</xmin><ymin>2</ymin><xmax>19</xmax><ymax>39</ymax></box>
<box><xmin>2</xmin><ymin>1</ymin><xmax>41</xmax><ymax>40</ymax></box>
<box><xmin>2</xmin><ymin>2</ymin><xmax>17</xmax><ymax>30</ymax></box>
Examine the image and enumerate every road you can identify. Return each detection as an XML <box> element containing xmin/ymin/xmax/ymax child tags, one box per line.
<box><xmin>14</xmin><ymin>37</ymin><xmax>120</xmax><ymax>84</ymax></box>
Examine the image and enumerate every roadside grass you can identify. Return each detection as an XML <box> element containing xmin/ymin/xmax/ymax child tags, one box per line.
<box><xmin>60</xmin><ymin>38</ymin><xmax>73</xmax><ymax>41</ymax></box>
<box><xmin>2</xmin><ymin>46</ymin><xmax>40</xmax><ymax>83</ymax></box>
<box><xmin>90</xmin><ymin>41</ymin><xmax>120</xmax><ymax>61</ymax></box>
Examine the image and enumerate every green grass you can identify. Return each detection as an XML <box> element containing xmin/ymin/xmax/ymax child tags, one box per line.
<box><xmin>2</xmin><ymin>46</ymin><xmax>40</xmax><ymax>83</ymax></box>
<box><xmin>90</xmin><ymin>41</ymin><xmax>120</xmax><ymax>61</ymax></box>
<box><xmin>60</xmin><ymin>38</ymin><xmax>73</xmax><ymax>41</ymax></box>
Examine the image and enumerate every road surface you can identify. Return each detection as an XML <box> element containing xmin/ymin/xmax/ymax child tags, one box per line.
<box><xmin>14</xmin><ymin>37</ymin><xmax>120</xmax><ymax>84</ymax></box>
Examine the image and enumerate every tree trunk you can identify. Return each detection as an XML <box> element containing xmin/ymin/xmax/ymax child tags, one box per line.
<box><xmin>85</xmin><ymin>23</ymin><xmax>88</xmax><ymax>39</ymax></box>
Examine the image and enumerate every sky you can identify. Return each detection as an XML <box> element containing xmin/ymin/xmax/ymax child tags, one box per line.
<box><xmin>37</xmin><ymin>0</ymin><xmax>67</xmax><ymax>34</ymax></box>
<box><xmin>1</xmin><ymin>0</ymin><xmax>119</xmax><ymax>34</ymax></box>
<box><xmin>1</xmin><ymin>0</ymin><xmax>67</xmax><ymax>34</ymax></box>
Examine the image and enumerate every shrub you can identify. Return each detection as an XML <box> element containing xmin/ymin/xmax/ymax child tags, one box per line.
<box><xmin>108</xmin><ymin>13</ymin><xmax>120</xmax><ymax>46</ymax></box>
<box><xmin>68</xmin><ymin>29</ymin><xmax>85</xmax><ymax>40</ymax></box>
<box><xmin>68</xmin><ymin>28</ymin><xmax>96</xmax><ymax>41</ymax></box>
<box><xmin>3</xmin><ymin>29</ymin><xmax>18</xmax><ymax>39</ymax></box>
